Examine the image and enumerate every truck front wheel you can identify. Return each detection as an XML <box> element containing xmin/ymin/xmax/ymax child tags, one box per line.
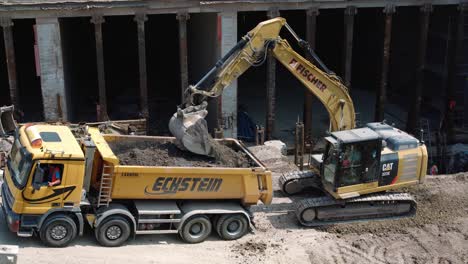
<box><xmin>39</xmin><ymin>215</ymin><xmax>77</xmax><ymax>247</ymax></box>
<box><xmin>180</xmin><ymin>215</ymin><xmax>212</xmax><ymax>243</ymax></box>
<box><xmin>95</xmin><ymin>216</ymin><xmax>131</xmax><ymax>247</ymax></box>
<box><xmin>216</xmin><ymin>214</ymin><xmax>249</xmax><ymax>240</ymax></box>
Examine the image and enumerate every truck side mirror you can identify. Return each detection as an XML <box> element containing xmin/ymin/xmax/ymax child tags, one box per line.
<box><xmin>32</xmin><ymin>164</ymin><xmax>44</xmax><ymax>191</ymax></box>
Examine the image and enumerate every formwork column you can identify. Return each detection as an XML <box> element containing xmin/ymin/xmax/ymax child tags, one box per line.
<box><xmin>375</xmin><ymin>5</ymin><xmax>395</xmax><ymax>122</ymax></box>
<box><xmin>343</xmin><ymin>6</ymin><xmax>357</xmax><ymax>88</ymax></box>
<box><xmin>266</xmin><ymin>8</ymin><xmax>280</xmax><ymax>140</ymax></box>
<box><xmin>406</xmin><ymin>4</ymin><xmax>432</xmax><ymax>134</ymax></box>
<box><xmin>219</xmin><ymin>12</ymin><xmax>238</xmax><ymax>138</ymax></box>
<box><xmin>135</xmin><ymin>13</ymin><xmax>148</xmax><ymax>118</ymax></box>
<box><xmin>0</xmin><ymin>18</ymin><xmax>18</xmax><ymax>110</ymax></box>
<box><xmin>177</xmin><ymin>12</ymin><xmax>189</xmax><ymax>104</ymax></box>
<box><xmin>91</xmin><ymin>15</ymin><xmax>108</xmax><ymax>121</ymax></box>
<box><xmin>303</xmin><ymin>7</ymin><xmax>319</xmax><ymax>142</ymax></box>
<box><xmin>36</xmin><ymin>17</ymin><xmax>69</xmax><ymax>121</ymax></box>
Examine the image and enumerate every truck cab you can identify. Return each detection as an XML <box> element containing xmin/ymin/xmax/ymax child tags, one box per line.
<box><xmin>1</xmin><ymin>124</ymin><xmax>85</xmax><ymax>240</ymax></box>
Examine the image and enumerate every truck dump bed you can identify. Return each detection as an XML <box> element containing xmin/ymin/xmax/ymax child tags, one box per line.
<box><xmin>88</xmin><ymin>129</ymin><xmax>272</xmax><ymax>206</ymax></box>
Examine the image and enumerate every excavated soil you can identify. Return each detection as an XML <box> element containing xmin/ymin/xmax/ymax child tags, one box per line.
<box><xmin>108</xmin><ymin>140</ymin><xmax>251</xmax><ymax>168</ymax></box>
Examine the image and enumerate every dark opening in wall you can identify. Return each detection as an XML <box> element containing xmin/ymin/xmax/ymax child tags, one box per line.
<box><xmin>387</xmin><ymin>6</ymin><xmax>420</xmax><ymax>127</ymax></box>
<box><xmin>146</xmin><ymin>14</ymin><xmax>180</xmax><ymax>135</ymax></box>
<box><xmin>187</xmin><ymin>13</ymin><xmax>218</xmax><ymax>133</ymax></box>
<box><xmin>351</xmin><ymin>8</ymin><xmax>383</xmax><ymax>125</ymax></box>
<box><xmin>0</xmin><ymin>28</ymin><xmax>10</xmax><ymax>106</ymax></box>
<box><xmin>237</xmin><ymin>11</ymin><xmax>268</xmax><ymax>139</ymax></box>
<box><xmin>425</xmin><ymin>6</ymin><xmax>458</xmax><ymax>128</ymax></box>
<box><xmin>60</xmin><ymin>17</ymin><xmax>98</xmax><ymax>122</ymax></box>
<box><xmin>14</xmin><ymin>19</ymin><xmax>43</xmax><ymax>122</ymax></box>
<box><xmin>103</xmin><ymin>16</ymin><xmax>139</xmax><ymax>121</ymax></box>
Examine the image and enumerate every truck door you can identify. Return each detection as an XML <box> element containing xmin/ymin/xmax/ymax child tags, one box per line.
<box><xmin>22</xmin><ymin>161</ymin><xmax>71</xmax><ymax>214</ymax></box>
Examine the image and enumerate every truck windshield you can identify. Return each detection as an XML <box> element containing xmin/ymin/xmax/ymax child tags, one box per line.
<box><xmin>323</xmin><ymin>144</ymin><xmax>337</xmax><ymax>185</ymax></box>
<box><xmin>8</xmin><ymin>138</ymin><xmax>33</xmax><ymax>189</ymax></box>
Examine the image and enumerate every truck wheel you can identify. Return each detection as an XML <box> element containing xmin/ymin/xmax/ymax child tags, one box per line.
<box><xmin>95</xmin><ymin>216</ymin><xmax>131</xmax><ymax>247</ymax></box>
<box><xmin>39</xmin><ymin>215</ymin><xmax>77</xmax><ymax>247</ymax></box>
<box><xmin>216</xmin><ymin>214</ymin><xmax>249</xmax><ymax>240</ymax></box>
<box><xmin>180</xmin><ymin>215</ymin><xmax>212</xmax><ymax>244</ymax></box>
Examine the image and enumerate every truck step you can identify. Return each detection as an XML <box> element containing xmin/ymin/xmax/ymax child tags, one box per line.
<box><xmin>17</xmin><ymin>230</ymin><xmax>33</xmax><ymax>237</ymax></box>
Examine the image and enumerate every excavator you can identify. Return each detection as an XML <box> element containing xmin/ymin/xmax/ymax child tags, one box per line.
<box><xmin>186</xmin><ymin>18</ymin><xmax>424</xmax><ymax>225</ymax></box>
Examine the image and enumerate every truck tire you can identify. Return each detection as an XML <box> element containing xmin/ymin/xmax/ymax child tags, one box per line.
<box><xmin>95</xmin><ymin>216</ymin><xmax>131</xmax><ymax>247</ymax></box>
<box><xmin>216</xmin><ymin>214</ymin><xmax>249</xmax><ymax>240</ymax></box>
<box><xmin>39</xmin><ymin>215</ymin><xmax>77</xmax><ymax>247</ymax></box>
<box><xmin>180</xmin><ymin>215</ymin><xmax>212</xmax><ymax>244</ymax></box>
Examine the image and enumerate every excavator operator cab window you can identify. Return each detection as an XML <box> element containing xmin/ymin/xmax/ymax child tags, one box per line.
<box><xmin>337</xmin><ymin>140</ymin><xmax>381</xmax><ymax>187</ymax></box>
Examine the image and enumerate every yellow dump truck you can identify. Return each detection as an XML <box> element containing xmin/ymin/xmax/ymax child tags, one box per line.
<box><xmin>1</xmin><ymin>124</ymin><xmax>272</xmax><ymax>247</ymax></box>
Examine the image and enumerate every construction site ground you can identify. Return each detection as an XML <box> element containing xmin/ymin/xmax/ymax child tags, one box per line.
<box><xmin>1</xmin><ymin>146</ymin><xmax>468</xmax><ymax>264</ymax></box>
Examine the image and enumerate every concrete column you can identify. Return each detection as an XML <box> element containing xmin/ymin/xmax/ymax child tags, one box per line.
<box><xmin>0</xmin><ymin>18</ymin><xmax>18</xmax><ymax>109</ymax></box>
<box><xmin>375</xmin><ymin>5</ymin><xmax>395</xmax><ymax>122</ymax></box>
<box><xmin>343</xmin><ymin>6</ymin><xmax>357</xmax><ymax>88</ymax></box>
<box><xmin>406</xmin><ymin>4</ymin><xmax>432</xmax><ymax>134</ymax></box>
<box><xmin>219</xmin><ymin>12</ymin><xmax>238</xmax><ymax>138</ymax></box>
<box><xmin>91</xmin><ymin>15</ymin><xmax>108</xmax><ymax>121</ymax></box>
<box><xmin>36</xmin><ymin>17</ymin><xmax>68</xmax><ymax>121</ymax></box>
<box><xmin>135</xmin><ymin>13</ymin><xmax>148</xmax><ymax>118</ymax></box>
<box><xmin>303</xmin><ymin>7</ymin><xmax>319</xmax><ymax>141</ymax></box>
<box><xmin>177</xmin><ymin>12</ymin><xmax>190</xmax><ymax>104</ymax></box>
<box><xmin>266</xmin><ymin>8</ymin><xmax>280</xmax><ymax>140</ymax></box>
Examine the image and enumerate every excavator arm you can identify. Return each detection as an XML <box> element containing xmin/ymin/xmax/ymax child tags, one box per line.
<box><xmin>169</xmin><ymin>17</ymin><xmax>355</xmax><ymax>156</ymax></box>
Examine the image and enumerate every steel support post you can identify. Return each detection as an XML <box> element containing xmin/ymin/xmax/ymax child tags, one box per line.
<box><xmin>406</xmin><ymin>4</ymin><xmax>432</xmax><ymax>134</ymax></box>
<box><xmin>375</xmin><ymin>5</ymin><xmax>395</xmax><ymax>122</ymax></box>
<box><xmin>177</xmin><ymin>12</ymin><xmax>189</xmax><ymax>104</ymax></box>
<box><xmin>343</xmin><ymin>6</ymin><xmax>357</xmax><ymax>88</ymax></box>
<box><xmin>0</xmin><ymin>18</ymin><xmax>18</xmax><ymax>109</ymax></box>
<box><xmin>91</xmin><ymin>15</ymin><xmax>108</xmax><ymax>121</ymax></box>
<box><xmin>266</xmin><ymin>8</ymin><xmax>280</xmax><ymax>140</ymax></box>
<box><xmin>135</xmin><ymin>13</ymin><xmax>148</xmax><ymax>118</ymax></box>
<box><xmin>303</xmin><ymin>7</ymin><xmax>319</xmax><ymax>142</ymax></box>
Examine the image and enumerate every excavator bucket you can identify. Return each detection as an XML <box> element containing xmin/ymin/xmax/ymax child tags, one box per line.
<box><xmin>0</xmin><ymin>105</ymin><xmax>17</xmax><ymax>136</ymax></box>
<box><xmin>168</xmin><ymin>102</ymin><xmax>215</xmax><ymax>157</ymax></box>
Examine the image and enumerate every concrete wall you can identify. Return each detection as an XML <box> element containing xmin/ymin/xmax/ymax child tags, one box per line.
<box><xmin>36</xmin><ymin>17</ymin><xmax>68</xmax><ymax>121</ymax></box>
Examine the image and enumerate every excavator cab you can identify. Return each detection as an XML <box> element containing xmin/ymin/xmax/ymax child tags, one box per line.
<box><xmin>0</xmin><ymin>105</ymin><xmax>17</xmax><ymax>137</ymax></box>
<box><xmin>321</xmin><ymin>128</ymin><xmax>382</xmax><ymax>199</ymax></box>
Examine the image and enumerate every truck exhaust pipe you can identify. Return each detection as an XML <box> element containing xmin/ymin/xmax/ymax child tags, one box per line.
<box><xmin>0</xmin><ymin>105</ymin><xmax>17</xmax><ymax>136</ymax></box>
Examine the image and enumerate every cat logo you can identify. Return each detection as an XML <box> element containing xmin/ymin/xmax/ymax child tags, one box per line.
<box><xmin>382</xmin><ymin>163</ymin><xmax>393</xmax><ymax>171</ymax></box>
<box><xmin>382</xmin><ymin>163</ymin><xmax>394</xmax><ymax>177</ymax></box>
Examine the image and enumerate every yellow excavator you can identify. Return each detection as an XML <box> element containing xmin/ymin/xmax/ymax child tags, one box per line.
<box><xmin>169</xmin><ymin>17</ymin><xmax>428</xmax><ymax>226</ymax></box>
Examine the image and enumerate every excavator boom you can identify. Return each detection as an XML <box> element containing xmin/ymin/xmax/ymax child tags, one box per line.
<box><xmin>169</xmin><ymin>17</ymin><xmax>355</xmax><ymax>155</ymax></box>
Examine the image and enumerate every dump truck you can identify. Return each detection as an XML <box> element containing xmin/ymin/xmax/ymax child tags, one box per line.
<box><xmin>1</xmin><ymin>124</ymin><xmax>272</xmax><ymax>247</ymax></box>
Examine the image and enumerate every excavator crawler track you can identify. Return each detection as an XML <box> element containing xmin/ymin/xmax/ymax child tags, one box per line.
<box><xmin>295</xmin><ymin>192</ymin><xmax>416</xmax><ymax>227</ymax></box>
<box><xmin>279</xmin><ymin>170</ymin><xmax>322</xmax><ymax>195</ymax></box>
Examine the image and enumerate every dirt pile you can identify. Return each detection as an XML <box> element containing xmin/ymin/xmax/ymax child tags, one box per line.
<box><xmin>321</xmin><ymin>174</ymin><xmax>468</xmax><ymax>236</ymax></box>
<box><xmin>108</xmin><ymin>140</ymin><xmax>251</xmax><ymax>168</ymax></box>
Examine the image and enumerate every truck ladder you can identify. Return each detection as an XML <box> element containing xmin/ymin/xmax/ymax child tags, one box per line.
<box><xmin>97</xmin><ymin>164</ymin><xmax>114</xmax><ymax>207</ymax></box>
